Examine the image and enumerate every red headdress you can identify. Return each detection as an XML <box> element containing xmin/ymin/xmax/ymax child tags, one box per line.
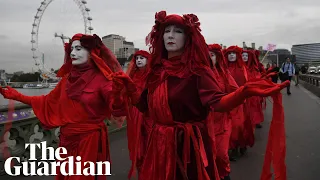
<box><xmin>207</xmin><ymin>44</ymin><xmax>228</xmax><ymax>74</ymax></box>
<box><xmin>242</xmin><ymin>49</ymin><xmax>259</xmax><ymax>71</ymax></box>
<box><xmin>126</xmin><ymin>50</ymin><xmax>151</xmax><ymax>91</ymax></box>
<box><xmin>224</xmin><ymin>45</ymin><xmax>244</xmax><ymax>67</ymax></box>
<box><xmin>145</xmin><ymin>11</ymin><xmax>211</xmax><ymax>90</ymax></box>
<box><xmin>57</xmin><ymin>33</ymin><xmax>122</xmax><ymax>79</ymax></box>
<box><xmin>126</xmin><ymin>50</ymin><xmax>151</xmax><ymax>78</ymax></box>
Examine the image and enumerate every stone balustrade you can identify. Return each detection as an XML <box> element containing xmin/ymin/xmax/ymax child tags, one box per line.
<box><xmin>0</xmin><ymin>103</ymin><xmax>125</xmax><ymax>175</ymax></box>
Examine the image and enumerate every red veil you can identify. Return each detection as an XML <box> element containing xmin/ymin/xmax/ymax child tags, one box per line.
<box><xmin>126</xmin><ymin>50</ymin><xmax>151</xmax><ymax>90</ymax></box>
<box><xmin>243</xmin><ymin>49</ymin><xmax>259</xmax><ymax>73</ymax></box>
<box><xmin>145</xmin><ymin>11</ymin><xmax>212</xmax><ymax>91</ymax></box>
<box><xmin>57</xmin><ymin>33</ymin><xmax>122</xmax><ymax>79</ymax></box>
<box><xmin>224</xmin><ymin>45</ymin><xmax>248</xmax><ymax>85</ymax></box>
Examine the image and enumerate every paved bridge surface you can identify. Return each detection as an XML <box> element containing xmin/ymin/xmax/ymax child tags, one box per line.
<box><xmin>4</xmin><ymin>82</ymin><xmax>320</xmax><ymax>180</ymax></box>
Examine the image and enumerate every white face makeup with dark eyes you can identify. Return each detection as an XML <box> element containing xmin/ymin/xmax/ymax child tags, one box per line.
<box><xmin>228</xmin><ymin>52</ymin><xmax>237</xmax><ymax>62</ymax></box>
<box><xmin>209</xmin><ymin>51</ymin><xmax>217</xmax><ymax>66</ymax></box>
<box><xmin>135</xmin><ymin>55</ymin><xmax>147</xmax><ymax>68</ymax></box>
<box><xmin>163</xmin><ymin>25</ymin><xmax>186</xmax><ymax>52</ymax></box>
<box><xmin>242</xmin><ymin>52</ymin><xmax>249</xmax><ymax>62</ymax></box>
<box><xmin>70</xmin><ymin>40</ymin><xmax>89</xmax><ymax>65</ymax></box>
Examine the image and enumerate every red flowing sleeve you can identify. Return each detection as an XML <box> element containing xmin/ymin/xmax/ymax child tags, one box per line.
<box><xmin>101</xmin><ymin>82</ymin><xmax>127</xmax><ymax>117</ymax></box>
<box><xmin>197</xmin><ymin>68</ymin><xmax>227</xmax><ymax>109</ymax></box>
<box><xmin>30</xmin><ymin>77</ymin><xmax>89</xmax><ymax>130</ymax></box>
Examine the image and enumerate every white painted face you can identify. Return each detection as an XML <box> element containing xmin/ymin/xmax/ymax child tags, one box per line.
<box><xmin>209</xmin><ymin>51</ymin><xmax>217</xmax><ymax>66</ymax></box>
<box><xmin>242</xmin><ymin>52</ymin><xmax>249</xmax><ymax>62</ymax></box>
<box><xmin>163</xmin><ymin>25</ymin><xmax>186</xmax><ymax>53</ymax></box>
<box><xmin>228</xmin><ymin>52</ymin><xmax>237</xmax><ymax>62</ymax></box>
<box><xmin>70</xmin><ymin>40</ymin><xmax>89</xmax><ymax>65</ymax></box>
<box><xmin>135</xmin><ymin>55</ymin><xmax>147</xmax><ymax>68</ymax></box>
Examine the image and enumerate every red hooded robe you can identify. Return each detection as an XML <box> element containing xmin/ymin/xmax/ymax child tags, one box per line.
<box><xmin>224</xmin><ymin>46</ymin><xmax>250</xmax><ymax>148</ymax></box>
<box><xmin>130</xmin><ymin>11</ymin><xmax>227</xmax><ymax>180</ymax></box>
<box><xmin>125</xmin><ymin>50</ymin><xmax>152</xmax><ymax>173</ymax></box>
<box><xmin>207</xmin><ymin>44</ymin><xmax>239</xmax><ymax>178</ymax></box>
<box><xmin>115</xmin><ymin>11</ymin><xmax>288</xmax><ymax>180</ymax></box>
<box><xmin>243</xmin><ymin>50</ymin><xmax>264</xmax><ymax>127</ymax></box>
<box><xmin>10</xmin><ymin>34</ymin><xmax>126</xmax><ymax>180</ymax></box>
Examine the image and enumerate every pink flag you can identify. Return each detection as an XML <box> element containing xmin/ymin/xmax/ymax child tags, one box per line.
<box><xmin>265</xmin><ymin>44</ymin><xmax>277</xmax><ymax>51</ymax></box>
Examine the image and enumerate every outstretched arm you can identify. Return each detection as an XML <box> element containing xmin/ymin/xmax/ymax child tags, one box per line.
<box><xmin>214</xmin><ymin>79</ymin><xmax>290</xmax><ymax>112</ymax></box>
<box><xmin>197</xmin><ymin>68</ymin><xmax>290</xmax><ymax>113</ymax></box>
<box><xmin>0</xmin><ymin>80</ymin><xmax>61</xmax><ymax>105</ymax></box>
<box><xmin>0</xmin><ymin>86</ymin><xmax>34</xmax><ymax>105</ymax></box>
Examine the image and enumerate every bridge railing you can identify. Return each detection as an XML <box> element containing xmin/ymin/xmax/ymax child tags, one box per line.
<box><xmin>299</xmin><ymin>74</ymin><xmax>320</xmax><ymax>87</ymax></box>
<box><xmin>299</xmin><ymin>74</ymin><xmax>320</xmax><ymax>97</ymax></box>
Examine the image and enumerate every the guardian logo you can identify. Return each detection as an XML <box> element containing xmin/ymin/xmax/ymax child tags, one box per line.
<box><xmin>4</xmin><ymin>141</ymin><xmax>111</xmax><ymax>176</ymax></box>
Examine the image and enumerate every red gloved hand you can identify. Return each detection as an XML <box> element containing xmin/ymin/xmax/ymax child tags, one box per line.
<box><xmin>112</xmin><ymin>72</ymin><xmax>139</xmax><ymax>104</ymax></box>
<box><xmin>112</xmin><ymin>73</ymin><xmax>126</xmax><ymax>92</ymax></box>
<box><xmin>0</xmin><ymin>86</ymin><xmax>32</xmax><ymax>105</ymax></box>
<box><xmin>112</xmin><ymin>72</ymin><xmax>137</xmax><ymax>93</ymax></box>
<box><xmin>243</xmin><ymin>79</ymin><xmax>289</xmax><ymax>97</ymax></box>
<box><xmin>214</xmin><ymin>79</ymin><xmax>290</xmax><ymax>112</ymax></box>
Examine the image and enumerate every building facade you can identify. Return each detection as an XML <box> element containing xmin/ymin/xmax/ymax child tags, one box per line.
<box><xmin>291</xmin><ymin>43</ymin><xmax>320</xmax><ymax>64</ymax></box>
<box><xmin>261</xmin><ymin>49</ymin><xmax>296</xmax><ymax>67</ymax></box>
<box><xmin>101</xmin><ymin>34</ymin><xmax>136</xmax><ymax>59</ymax></box>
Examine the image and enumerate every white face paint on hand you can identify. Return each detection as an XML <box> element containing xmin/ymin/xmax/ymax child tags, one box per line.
<box><xmin>242</xmin><ymin>52</ymin><xmax>249</xmax><ymax>62</ymax></box>
<box><xmin>70</xmin><ymin>40</ymin><xmax>89</xmax><ymax>65</ymax></box>
<box><xmin>135</xmin><ymin>55</ymin><xmax>147</xmax><ymax>68</ymax></box>
<box><xmin>163</xmin><ymin>25</ymin><xmax>186</xmax><ymax>53</ymax></box>
<box><xmin>209</xmin><ymin>51</ymin><xmax>217</xmax><ymax>66</ymax></box>
<box><xmin>228</xmin><ymin>52</ymin><xmax>237</xmax><ymax>62</ymax></box>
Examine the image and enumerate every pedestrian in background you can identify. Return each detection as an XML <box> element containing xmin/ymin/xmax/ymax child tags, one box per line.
<box><xmin>280</xmin><ymin>57</ymin><xmax>295</xmax><ymax>95</ymax></box>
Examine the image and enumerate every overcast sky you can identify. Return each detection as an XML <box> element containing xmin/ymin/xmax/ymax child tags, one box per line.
<box><xmin>0</xmin><ymin>0</ymin><xmax>319</xmax><ymax>73</ymax></box>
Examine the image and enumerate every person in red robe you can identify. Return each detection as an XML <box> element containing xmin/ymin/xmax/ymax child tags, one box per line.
<box><xmin>113</xmin><ymin>11</ymin><xmax>289</xmax><ymax>180</ymax></box>
<box><xmin>0</xmin><ymin>34</ymin><xmax>126</xmax><ymax>180</ymax></box>
<box><xmin>224</xmin><ymin>46</ymin><xmax>253</xmax><ymax>158</ymax></box>
<box><xmin>253</xmin><ymin>49</ymin><xmax>269</xmax><ymax>113</ymax></box>
<box><xmin>125</xmin><ymin>50</ymin><xmax>152</xmax><ymax>173</ymax></box>
<box><xmin>242</xmin><ymin>50</ymin><xmax>265</xmax><ymax>129</ymax></box>
<box><xmin>207</xmin><ymin>44</ymin><xmax>240</xmax><ymax>179</ymax></box>
<box><xmin>254</xmin><ymin>49</ymin><xmax>267</xmax><ymax>74</ymax></box>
